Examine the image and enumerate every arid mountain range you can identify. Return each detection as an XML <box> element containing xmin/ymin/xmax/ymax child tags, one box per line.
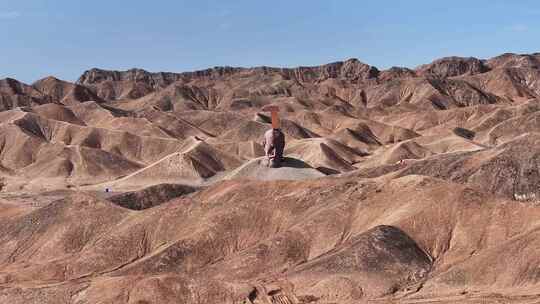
<box><xmin>1</xmin><ymin>52</ymin><xmax>540</xmax><ymax>303</ymax></box>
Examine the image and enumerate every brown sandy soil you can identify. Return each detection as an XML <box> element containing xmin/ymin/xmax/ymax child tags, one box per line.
<box><xmin>1</xmin><ymin>53</ymin><xmax>540</xmax><ymax>303</ymax></box>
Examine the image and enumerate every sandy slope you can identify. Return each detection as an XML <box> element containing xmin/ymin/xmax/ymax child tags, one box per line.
<box><xmin>2</xmin><ymin>53</ymin><xmax>540</xmax><ymax>303</ymax></box>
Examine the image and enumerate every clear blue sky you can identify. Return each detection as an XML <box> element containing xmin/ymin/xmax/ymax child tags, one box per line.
<box><xmin>2</xmin><ymin>0</ymin><xmax>540</xmax><ymax>83</ymax></box>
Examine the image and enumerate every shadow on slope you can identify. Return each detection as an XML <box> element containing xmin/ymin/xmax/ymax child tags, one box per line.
<box><xmin>107</xmin><ymin>183</ymin><xmax>199</xmax><ymax>210</ymax></box>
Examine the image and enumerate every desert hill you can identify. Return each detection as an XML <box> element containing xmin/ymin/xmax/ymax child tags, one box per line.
<box><xmin>1</xmin><ymin>52</ymin><xmax>540</xmax><ymax>303</ymax></box>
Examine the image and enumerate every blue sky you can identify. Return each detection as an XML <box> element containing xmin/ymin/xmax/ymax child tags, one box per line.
<box><xmin>1</xmin><ymin>0</ymin><xmax>540</xmax><ymax>83</ymax></box>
